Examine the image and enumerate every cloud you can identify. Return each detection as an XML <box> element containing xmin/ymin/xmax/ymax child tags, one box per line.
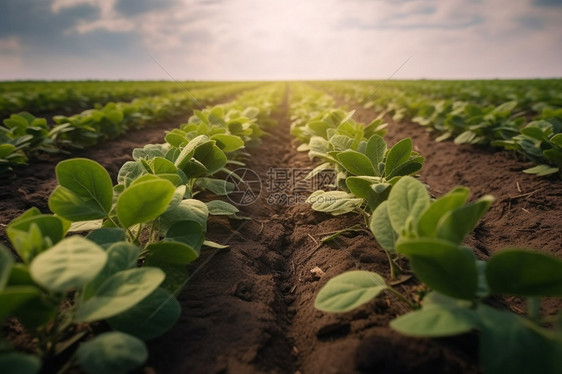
<box><xmin>0</xmin><ymin>0</ymin><xmax>561</xmax><ymax>80</ymax></box>
<box><xmin>114</xmin><ymin>0</ymin><xmax>180</xmax><ymax>16</ymax></box>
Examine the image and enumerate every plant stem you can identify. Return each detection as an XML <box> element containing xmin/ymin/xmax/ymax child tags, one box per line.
<box><xmin>386</xmin><ymin>286</ymin><xmax>415</xmax><ymax>309</ymax></box>
<box><xmin>528</xmin><ymin>297</ymin><xmax>540</xmax><ymax>322</ymax></box>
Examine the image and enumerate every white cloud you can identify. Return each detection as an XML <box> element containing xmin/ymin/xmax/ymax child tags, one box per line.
<box><xmin>2</xmin><ymin>0</ymin><xmax>562</xmax><ymax>79</ymax></box>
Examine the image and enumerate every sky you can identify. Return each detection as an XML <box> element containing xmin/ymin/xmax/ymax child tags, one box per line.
<box><xmin>0</xmin><ymin>0</ymin><xmax>561</xmax><ymax>80</ymax></box>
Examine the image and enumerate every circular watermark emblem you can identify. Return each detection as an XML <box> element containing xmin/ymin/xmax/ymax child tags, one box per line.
<box><xmin>225</xmin><ymin>168</ymin><xmax>262</xmax><ymax>206</ymax></box>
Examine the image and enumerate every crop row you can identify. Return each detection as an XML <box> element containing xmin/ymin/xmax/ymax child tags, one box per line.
<box><xmin>0</xmin><ymin>83</ymin><xmax>284</xmax><ymax>373</ymax></box>
<box><xmin>289</xmin><ymin>82</ymin><xmax>562</xmax><ymax>374</ymax></box>
<box><xmin>0</xmin><ymin>81</ymin><xmax>239</xmax><ymax>120</ymax></box>
<box><xmin>316</xmin><ymin>80</ymin><xmax>562</xmax><ymax>177</ymax></box>
<box><xmin>0</xmin><ymin>82</ymin><xmax>263</xmax><ymax>176</ymax></box>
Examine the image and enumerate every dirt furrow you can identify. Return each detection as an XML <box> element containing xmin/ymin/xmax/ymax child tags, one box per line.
<box><xmin>147</xmin><ymin>84</ymin><xmax>479</xmax><ymax>373</ymax></box>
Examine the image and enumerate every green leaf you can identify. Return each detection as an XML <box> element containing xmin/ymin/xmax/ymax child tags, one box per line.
<box><xmin>0</xmin><ymin>246</ymin><xmax>14</xmax><ymax>290</ymax></box>
<box><xmin>82</xmin><ymin>242</ymin><xmax>140</xmax><ymax>300</ymax></box>
<box><xmin>477</xmin><ymin>304</ymin><xmax>562</xmax><ymax>374</ymax></box>
<box><xmin>0</xmin><ymin>286</ymin><xmax>42</xmax><ymax>322</ymax></box>
<box><xmin>346</xmin><ymin>177</ymin><xmax>389</xmax><ymax>211</ymax></box>
<box><xmin>48</xmin><ymin>158</ymin><xmax>113</xmax><ymax>221</ymax></box>
<box><xmin>7</xmin><ymin>215</ymin><xmax>65</xmax><ymax>262</ymax></box>
<box><xmin>77</xmin><ymin>332</ymin><xmax>147</xmax><ymax>374</ymax></box>
<box><xmin>397</xmin><ymin>238</ymin><xmax>478</xmax><ymax>300</ymax></box>
<box><xmin>142</xmin><ymin>258</ymin><xmax>187</xmax><ymax>295</ymax></box>
<box><xmin>315</xmin><ymin>270</ymin><xmax>388</xmax><ymax>312</ymax></box>
<box><xmin>160</xmin><ymin>199</ymin><xmax>208</xmax><ymax>234</ymax></box>
<box><xmin>390</xmin><ymin>305</ymin><xmax>479</xmax><ymax>337</ymax></box>
<box><xmin>211</xmin><ymin>134</ymin><xmax>245</xmax><ymax>153</ymax></box>
<box><xmin>75</xmin><ymin>267</ymin><xmax>164</xmax><ymax>322</ymax></box>
<box><xmin>145</xmin><ymin>241</ymin><xmax>198</xmax><ymax>265</ymax></box>
<box><xmin>205</xmin><ymin>200</ymin><xmax>240</xmax><ymax>216</ymax></box>
<box><xmin>486</xmin><ymin>249</ymin><xmax>562</xmax><ymax>297</ymax></box>
<box><xmin>0</xmin><ymin>352</ymin><xmax>41</xmax><ymax>374</ymax></box>
<box><xmin>370</xmin><ymin>202</ymin><xmax>397</xmax><ymax>253</ymax></box>
<box><xmin>417</xmin><ymin>187</ymin><xmax>470</xmax><ymax>237</ymax></box>
<box><xmin>29</xmin><ymin>236</ymin><xmax>107</xmax><ymax>293</ymax></box>
<box><xmin>386</xmin><ymin>160</ymin><xmax>424</xmax><ymax>179</ymax></box>
<box><xmin>523</xmin><ymin>164</ymin><xmax>559</xmax><ymax>176</ymax></box>
<box><xmin>336</xmin><ymin>150</ymin><xmax>374</xmax><ymax>176</ymax></box>
<box><xmin>306</xmin><ymin>190</ymin><xmax>363</xmax><ymax>215</ymax></box>
<box><xmin>85</xmin><ymin>228</ymin><xmax>126</xmax><ymax>249</ymax></box>
<box><xmin>195</xmin><ymin>178</ymin><xmax>234</xmax><ymax>195</ymax></box>
<box><xmin>387</xmin><ymin>176</ymin><xmax>429</xmax><ymax>234</ymax></box>
<box><xmin>108</xmin><ymin>288</ymin><xmax>180</xmax><ymax>341</ymax></box>
<box><xmin>365</xmin><ymin>135</ymin><xmax>387</xmax><ymax>175</ymax></box>
<box><xmin>435</xmin><ymin>195</ymin><xmax>494</xmax><ymax>245</ymax></box>
<box><xmin>116</xmin><ymin>179</ymin><xmax>175</xmax><ymax>228</ymax></box>
<box><xmin>385</xmin><ymin>138</ymin><xmax>412</xmax><ymax>177</ymax></box>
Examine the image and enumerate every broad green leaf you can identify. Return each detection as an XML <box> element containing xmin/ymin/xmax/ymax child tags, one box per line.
<box><xmin>477</xmin><ymin>304</ymin><xmax>562</xmax><ymax>374</ymax></box>
<box><xmin>75</xmin><ymin>267</ymin><xmax>164</xmax><ymax>322</ymax></box>
<box><xmin>30</xmin><ymin>236</ymin><xmax>107</xmax><ymax>293</ymax></box>
<box><xmin>385</xmin><ymin>138</ymin><xmax>412</xmax><ymax>177</ymax></box>
<box><xmin>386</xmin><ymin>160</ymin><xmax>424</xmax><ymax>179</ymax></box>
<box><xmin>77</xmin><ymin>332</ymin><xmax>147</xmax><ymax>374</ymax></box>
<box><xmin>142</xmin><ymin>258</ymin><xmax>188</xmax><ymax>294</ymax></box>
<box><xmin>397</xmin><ymin>238</ymin><xmax>478</xmax><ymax>300</ymax></box>
<box><xmin>195</xmin><ymin>178</ymin><xmax>234</xmax><ymax>195</ymax></box>
<box><xmin>523</xmin><ymin>164</ymin><xmax>559</xmax><ymax>176</ymax></box>
<box><xmin>116</xmin><ymin>179</ymin><xmax>175</xmax><ymax>228</ymax></box>
<box><xmin>435</xmin><ymin>195</ymin><xmax>494</xmax><ymax>245</ymax></box>
<box><xmin>370</xmin><ymin>202</ymin><xmax>397</xmax><ymax>253</ymax></box>
<box><xmin>486</xmin><ymin>249</ymin><xmax>562</xmax><ymax>297</ymax></box>
<box><xmin>315</xmin><ymin>270</ymin><xmax>388</xmax><ymax>312</ymax></box>
<box><xmin>6</xmin><ymin>264</ymin><xmax>34</xmax><ymax>286</ymax></box>
<box><xmin>0</xmin><ymin>246</ymin><xmax>13</xmax><ymax>290</ymax></box>
<box><xmin>336</xmin><ymin>150</ymin><xmax>374</xmax><ymax>176</ymax></box>
<box><xmin>83</xmin><ymin>242</ymin><xmax>140</xmax><ymax>299</ymax></box>
<box><xmin>346</xmin><ymin>177</ymin><xmax>389</xmax><ymax>211</ymax></box>
<box><xmin>193</xmin><ymin>143</ymin><xmax>227</xmax><ymax>175</ymax></box>
<box><xmin>211</xmin><ymin>134</ymin><xmax>245</xmax><ymax>153</ymax></box>
<box><xmin>205</xmin><ymin>200</ymin><xmax>239</xmax><ymax>216</ymax></box>
<box><xmin>10</xmin><ymin>291</ymin><xmax>57</xmax><ymax>330</ymax></box>
<box><xmin>390</xmin><ymin>305</ymin><xmax>479</xmax><ymax>337</ymax></box>
<box><xmin>365</xmin><ymin>135</ymin><xmax>387</xmax><ymax>175</ymax></box>
<box><xmin>387</xmin><ymin>176</ymin><xmax>430</xmax><ymax>234</ymax></box>
<box><xmin>0</xmin><ymin>352</ymin><xmax>41</xmax><ymax>374</ymax></box>
<box><xmin>174</xmin><ymin>135</ymin><xmax>207</xmax><ymax>170</ymax></box>
<box><xmin>160</xmin><ymin>199</ymin><xmax>208</xmax><ymax>234</ymax></box>
<box><xmin>85</xmin><ymin>228</ymin><xmax>126</xmax><ymax>248</ymax></box>
<box><xmin>108</xmin><ymin>288</ymin><xmax>181</xmax><ymax>341</ymax></box>
<box><xmin>306</xmin><ymin>190</ymin><xmax>363</xmax><ymax>215</ymax></box>
<box><xmin>48</xmin><ymin>158</ymin><xmax>113</xmax><ymax>221</ymax></box>
<box><xmin>145</xmin><ymin>241</ymin><xmax>198</xmax><ymax>265</ymax></box>
<box><xmin>7</xmin><ymin>215</ymin><xmax>65</xmax><ymax>262</ymax></box>
<box><xmin>0</xmin><ymin>144</ymin><xmax>16</xmax><ymax>158</ymax></box>
<box><xmin>417</xmin><ymin>187</ymin><xmax>470</xmax><ymax>237</ymax></box>
<box><xmin>0</xmin><ymin>286</ymin><xmax>41</xmax><ymax>321</ymax></box>
<box><xmin>68</xmin><ymin>219</ymin><xmax>103</xmax><ymax>232</ymax></box>
<box><xmin>117</xmin><ymin>161</ymin><xmax>145</xmax><ymax>188</ymax></box>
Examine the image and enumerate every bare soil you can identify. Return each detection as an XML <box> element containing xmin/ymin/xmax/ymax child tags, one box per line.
<box><xmin>1</xmin><ymin>86</ymin><xmax>561</xmax><ymax>373</ymax></box>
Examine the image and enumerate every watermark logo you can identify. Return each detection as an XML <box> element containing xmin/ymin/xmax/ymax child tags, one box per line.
<box><xmin>226</xmin><ymin>168</ymin><xmax>262</xmax><ymax>206</ymax></box>
<box><xmin>226</xmin><ymin>167</ymin><xmax>337</xmax><ymax>206</ymax></box>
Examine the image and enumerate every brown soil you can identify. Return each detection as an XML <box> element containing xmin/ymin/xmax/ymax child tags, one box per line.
<box><xmin>2</xmin><ymin>85</ymin><xmax>561</xmax><ymax>374</ymax></box>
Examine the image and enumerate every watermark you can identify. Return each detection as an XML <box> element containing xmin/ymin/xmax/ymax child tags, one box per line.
<box><xmin>225</xmin><ymin>168</ymin><xmax>262</xmax><ymax>206</ymax></box>
<box><xmin>226</xmin><ymin>167</ymin><xmax>337</xmax><ymax>206</ymax></box>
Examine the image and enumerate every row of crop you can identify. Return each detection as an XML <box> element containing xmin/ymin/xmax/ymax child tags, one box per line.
<box><xmin>289</xmin><ymin>82</ymin><xmax>562</xmax><ymax>374</ymax></box>
<box><xmin>0</xmin><ymin>83</ymin><xmax>284</xmax><ymax>373</ymax></box>
<box><xmin>316</xmin><ymin>80</ymin><xmax>562</xmax><ymax>177</ymax></box>
<box><xmin>0</xmin><ymin>82</ymin><xmax>262</xmax><ymax>176</ymax></box>
<box><xmin>0</xmin><ymin>81</ymin><xmax>236</xmax><ymax>120</ymax></box>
